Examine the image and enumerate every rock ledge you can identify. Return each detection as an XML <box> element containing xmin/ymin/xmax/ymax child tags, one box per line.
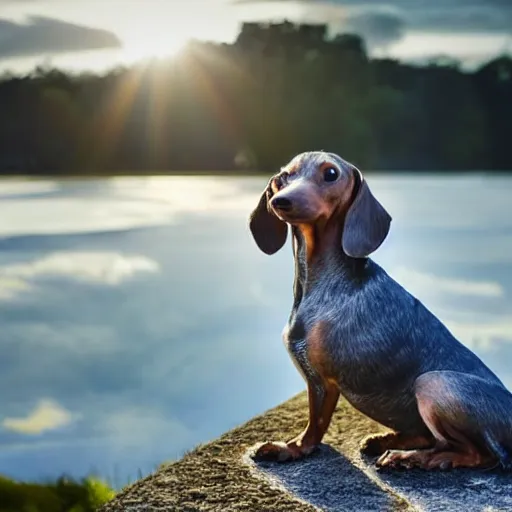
<box><xmin>101</xmin><ymin>393</ymin><xmax>512</xmax><ymax>512</ymax></box>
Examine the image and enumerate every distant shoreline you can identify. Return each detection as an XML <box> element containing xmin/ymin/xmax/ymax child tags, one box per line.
<box><xmin>1</xmin><ymin>169</ymin><xmax>511</xmax><ymax>179</ymax></box>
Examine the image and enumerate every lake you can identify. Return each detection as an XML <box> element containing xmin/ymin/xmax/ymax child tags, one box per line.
<box><xmin>0</xmin><ymin>173</ymin><xmax>511</xmax><ymax>487</ymax></box>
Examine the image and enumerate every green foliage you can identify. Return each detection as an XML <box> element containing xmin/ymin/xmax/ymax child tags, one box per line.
<box><xmin>83</xmin><ymin>478</ymin><xmax>115</xmax><ymax>510</ymax></box>
<box><xmin>0</xmin><ymin>475</ymin><xmax>115</xmax><ymax>512</ymax></box>
<box><xmin>0</xmin><ymin>21</ymin><xmax>510</xmax><ymax>173</ymax></box>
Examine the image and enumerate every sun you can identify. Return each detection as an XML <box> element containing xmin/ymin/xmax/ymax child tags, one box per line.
<box><xmin>107</xmin><ymin>1</ymin><xmax>239</xmax><ymax>67</ymax></box>
<box><xmin>122</xmin><ymin>34</ymin><xmax>188</xmax><ymax>63</ymax></box>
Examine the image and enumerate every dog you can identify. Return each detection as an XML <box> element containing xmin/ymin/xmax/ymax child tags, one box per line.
<box><xmin>248</xmin><ymin>151</ymin><xmax>512</xmax><ymax>470</ymax></box>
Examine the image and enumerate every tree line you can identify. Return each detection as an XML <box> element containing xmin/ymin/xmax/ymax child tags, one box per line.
<box><xmin>0</xmin><ymin>21</ymin><xmax>511</xmax><ymax>174</ymax></box>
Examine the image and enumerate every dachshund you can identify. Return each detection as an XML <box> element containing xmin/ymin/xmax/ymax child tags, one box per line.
<box><xmin>248</xmin><ymin>151</ymin><xmax>512</xmax><ymax>471</ymax></box>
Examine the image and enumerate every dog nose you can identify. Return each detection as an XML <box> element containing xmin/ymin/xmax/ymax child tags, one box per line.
<box><xmin>271</xmin><ymin>196</ymin><xmax>293</xmax><ymax>212</ymax></box>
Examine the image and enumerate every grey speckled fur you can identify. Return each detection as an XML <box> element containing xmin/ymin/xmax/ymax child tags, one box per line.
<box><xmin>249</xmin><ymin>151</ymin><xmax>512</xmax><ymax>467</ymax></box>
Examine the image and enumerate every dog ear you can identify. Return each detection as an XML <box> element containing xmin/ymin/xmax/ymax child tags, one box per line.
<box><xmin>342</xmin><ymin>169</ymin><xmax>391</xmax><ymax>259</ymax></box>
<box><xmin>249</xmin><ymin>178</ymin><xmax>288</xmax><ymax>255</ymax></box>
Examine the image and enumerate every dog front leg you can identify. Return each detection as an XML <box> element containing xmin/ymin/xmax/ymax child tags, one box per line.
<box><xmin>253</xmin><ymin>379</ymin><xmax>339</xmax><ymax>462</ymax></box>
<box><xmin>288</xmin><ymin>379</ymin><xmax>340</xmax><ymax>453</ymax></box>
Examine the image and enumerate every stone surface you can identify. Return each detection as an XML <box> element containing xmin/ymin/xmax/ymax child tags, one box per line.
<box><xmin>244</xmin><ymin>445</ymin><xmax>395</xmax><ymax>512</ymax></box>
<box><xmin>101</xmin><ymin>392</ymin><xmax>512</xmax><ymax>511</ymax></box>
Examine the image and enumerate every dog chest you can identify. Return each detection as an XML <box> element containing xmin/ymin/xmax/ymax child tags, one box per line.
<box><xmin>282</xmin><ymin>313</ymin><xmax>333</xmax><ymax>383</ymax></box>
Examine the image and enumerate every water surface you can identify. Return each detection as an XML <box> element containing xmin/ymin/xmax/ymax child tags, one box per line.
<box><xmin>0</xmin><ymin>173</ymin><xmax>511</xmax><ymax>486</ymax></box>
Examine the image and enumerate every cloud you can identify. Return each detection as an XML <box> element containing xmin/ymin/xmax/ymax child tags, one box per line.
<box><xmin>2</xmin><ymin>399</ymin><xmax>76</xmax><ymax>435</ymax></box>
<box><xmin>2</xmin><ymin>251</ymin><xmax>159</xmax><ymax>285</ymax></box>
<box><xmin>0</xmin><ymin>15</ymin><xmax>121</xmax><ymax>59</ymax></box>
<box><xmin>405</xmin><ymin>3</ymin><xmax>512</xmax><ymax>34</ymax></box>
<box><xmin>390</xmin><ymin>267</ymin><xmax>505</xmax><ymax>298</ymax></box>
<box><xmin>0</xmin><ymin>251</ymin><xmax>159</xmax><ymax>300</ymax></box>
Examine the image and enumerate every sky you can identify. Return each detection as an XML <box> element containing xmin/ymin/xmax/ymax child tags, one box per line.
<box><xmin>0</xmin><ymin>0</ymin><xmax>510</xmax><ymax>74</ymax></box>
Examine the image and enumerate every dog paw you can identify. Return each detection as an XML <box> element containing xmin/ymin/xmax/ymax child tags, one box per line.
<box><xmin>252</xmin><ymin>441</ymin><xmax>295</xmax><ymax>462</ymax></box>
<box><xmin>376</xmin><ymin>449</ymin><xmax>450</xmax><ymax>471</ymax></box>
<box><xmin>376</xmin><ymin>450</ymin><xmax>408</xmax><ymax>469</ymax></box>
<box><xmin>251</xmin><ymin>441</ymin><xmax>303</xmax><ymax>463</ymax></box>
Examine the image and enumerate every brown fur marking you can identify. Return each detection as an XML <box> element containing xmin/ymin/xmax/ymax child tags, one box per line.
<box><xmin>297</xmin><ymin>224</ymin><xmax>316</xmax><ymax>263</ymax></box>
<box><xmin>307</xmin><ymin>321</ymin><xmax>331</xmax><ymax>380</ymax></box>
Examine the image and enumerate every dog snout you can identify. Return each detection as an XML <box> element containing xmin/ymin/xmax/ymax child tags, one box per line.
<box><xmin>271</xmin><ymin>196</ymin><xmax>293</xmax><ymax>212</ymax></box>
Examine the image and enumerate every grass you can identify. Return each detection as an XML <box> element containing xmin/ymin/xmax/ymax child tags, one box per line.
<box><xmin>0</xmin><ymin>474</ymin><xmax>115</xmax><ymax>512</ymax></box>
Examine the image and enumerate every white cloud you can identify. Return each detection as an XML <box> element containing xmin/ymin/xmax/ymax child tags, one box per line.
<box><xmin>2</xmin><ymin>399</ymin><xmax>76</xmax><ymax>435</ymax></box>
<box><xmin>0</xmin><ymin>251</ymin><xmax>159</xmax><ymax>300</ymax></box>
<box><xmin>390</xmin><ymin>266</ymin><xmax>504</xmax><ymax>298</ymax></box>
<box><xmin>1</xmin><ymin>251</ymin><xmax>159</xmax><ymax>286</ymax></box>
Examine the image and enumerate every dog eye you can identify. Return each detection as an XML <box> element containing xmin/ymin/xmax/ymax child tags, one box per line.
<box><xmin>323</xmin><ymin>166</ymin><xmax>339</xmax><ymax>182</ymax></box>
<box><xmin>273</xmin><ymin>174</ymin><xmax>286</xmax><ymax>190</ymax></box>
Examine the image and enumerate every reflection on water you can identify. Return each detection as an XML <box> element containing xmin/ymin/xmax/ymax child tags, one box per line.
<box><xmin>0</xmin><ymin>174</ymin><xmax>511</xmax><ymax>486</ymax></box>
